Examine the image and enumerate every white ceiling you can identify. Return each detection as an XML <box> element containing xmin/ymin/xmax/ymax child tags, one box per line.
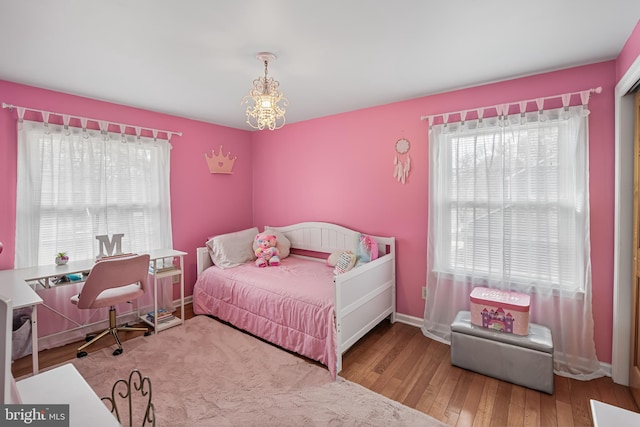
<box><xmin>1</xmin><ymin>1</ymin><xmax>639</xmax><ymax>130</ymax></box>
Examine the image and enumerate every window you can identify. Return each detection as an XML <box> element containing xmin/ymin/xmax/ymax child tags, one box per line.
<box><xmin>15</xmin><ymin>120</ymin><xmax>173</xmax><ymax>268</ymax></box>
<box><xmin>430</xmin><ymin>107</ymin><xmax>589</xmax><ymax>292</ymax></box>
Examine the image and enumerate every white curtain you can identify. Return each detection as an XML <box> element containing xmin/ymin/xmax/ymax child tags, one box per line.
<box><xmin>15</xmin><ymin>119</ymin><xmax>175</xmax><ymax>338</ymax></box>
<box><xmin>422</xmin><ymin>105</ymin><xmax>605</xmax><ymax>380</ymax></box>
<box><xmin>16</xmin><ymin>120</ymin><xmax>173</xmax><ymax>265</ymax></box>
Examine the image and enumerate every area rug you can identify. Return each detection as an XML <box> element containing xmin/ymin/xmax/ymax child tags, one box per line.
<box><xmin>67</xmin><ymin>315</ymin><xmax>445</xmax><ymax>426</ymax></box>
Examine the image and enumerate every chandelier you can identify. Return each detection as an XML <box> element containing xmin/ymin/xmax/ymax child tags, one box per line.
<box><xmin>242</xmin><ymin>52</ymin><xmax>288</xmax><ymax>131</ymax></box>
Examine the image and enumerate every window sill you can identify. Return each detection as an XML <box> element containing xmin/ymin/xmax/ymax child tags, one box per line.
<box><xmin>430</xmin><ymin>268</ymin><xmax>586</xmax><ymax>300</ymax></box>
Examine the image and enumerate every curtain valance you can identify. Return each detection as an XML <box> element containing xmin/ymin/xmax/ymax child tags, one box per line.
<box><xmin>420</xmin><ymin>87</ymin><xmax>602</xmax><ymax>128</ymax></box>
<box><xmin>2</xmin><ymin>102</ymin><xmax>182</xmax><ymax>141</ymax></box>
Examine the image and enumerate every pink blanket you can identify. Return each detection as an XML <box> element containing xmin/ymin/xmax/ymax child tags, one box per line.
<box><xmin>193</xmin><ymin>257</ymin><xmax>337</xmax><ymax>378</ymax></box>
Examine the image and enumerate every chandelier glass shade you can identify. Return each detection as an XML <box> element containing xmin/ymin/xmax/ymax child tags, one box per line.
<box><xmin>242</xmin><ymin>53</ymin><xmax>288</xmax><ymax>131</ymax></box>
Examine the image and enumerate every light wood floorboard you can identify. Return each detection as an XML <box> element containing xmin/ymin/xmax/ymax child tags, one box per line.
<box><xmin>12</xmin><ymin>305</ymin><xmax>640</xmax><ymax>426</ymax></box>
<box><xmin>340</xmin><ymin>320</ymin><xmax>640</xmax><ymax>427</ymax></box>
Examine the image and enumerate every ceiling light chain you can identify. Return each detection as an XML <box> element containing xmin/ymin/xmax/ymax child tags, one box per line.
<box><xmin>242</xmin><ymin>52</ymin><xmax>288</xmax><ymax>131</ymax></box>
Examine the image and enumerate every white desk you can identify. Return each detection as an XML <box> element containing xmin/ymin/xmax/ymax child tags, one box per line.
<box><xmin>17</xmin><ymin>363</ymin><xmax>119</xmax><ymax>427</ymax></box>
<box><xmin>0</xmin><ymin>248</ymin><xmax>186</xmax><ymax>375</ymax></box>
<box><xmin>590</xmin><ymin>399</ymin><xmax>640</xmax><ymax>426</ymax></box>
<box><xmin>0</xmin><ymin>269</ymin><xmax>42</xmax><ymax>374</ymax></box>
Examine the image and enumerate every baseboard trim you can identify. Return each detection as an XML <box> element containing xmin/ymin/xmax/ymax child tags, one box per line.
<box><xmin>394</xmin><ymin>312</ymin><xmax>424</xmax><ymax>328</ymax></box>
<box><xmin>599</xmin><ymin>362</ymin><xmax>613</xmax><ymax>378</ymax></box>
<box><xmin>393</xmin><ymin>312</ymin><xmax>613</xmax><ymax>378</ymax></box>
<box><xmin>36</xmin><ymin>296</ymin><xmax>193</xmax><ymax>352</ymax></box>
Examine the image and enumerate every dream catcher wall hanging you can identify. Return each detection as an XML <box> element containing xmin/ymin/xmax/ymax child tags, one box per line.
<box><xmin>393</xmin><ymin>137</ymin><xmax>411</xmax><ymax>184</ymax></box>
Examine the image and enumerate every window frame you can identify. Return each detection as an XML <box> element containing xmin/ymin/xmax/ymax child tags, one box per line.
<box><xmin>15</xmin><ymin>120</ymin><xmax>173</xmax><ymax>267</ymax></box>
<box><xmin>430</xmin><ymin>114</ymin><xmax>587</xmax><ymax>293</ymax></box>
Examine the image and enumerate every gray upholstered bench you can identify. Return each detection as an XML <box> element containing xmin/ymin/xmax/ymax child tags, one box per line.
<box><xmin>450</xmin><ymin>310</ymin><xmax>554</xmax><ymax>394</ymax></box>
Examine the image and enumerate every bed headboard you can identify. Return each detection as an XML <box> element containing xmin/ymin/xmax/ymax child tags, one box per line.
<box><xmin>265</xmin><ymin>222</ymin><xmax>394</xmax><ymax>256</ymax></box>
<box><xmin>197</xmin><ymin>221</ymin><xmax>395</xmax><ymax>277</ymax></box>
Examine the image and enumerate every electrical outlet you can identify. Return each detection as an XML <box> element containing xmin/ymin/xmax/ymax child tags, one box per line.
<box><xmin>421</xmin><ymin>286</ymin><xmax>427</xmax><ymax>300</ymax></box>
<box><xmin>173</xmin><ymin>274</ymin><xmax>181</xmax><ymax>284</ymax></box>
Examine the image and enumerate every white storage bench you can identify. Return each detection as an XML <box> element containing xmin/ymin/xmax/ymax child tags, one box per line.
<box><xmin>450</xmin><ymin>310</ymin><xmax>554</xmax><ymax>394</ymax></box>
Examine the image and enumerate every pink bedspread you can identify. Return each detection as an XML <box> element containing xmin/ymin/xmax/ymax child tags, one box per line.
<box><xmin>192</xmin><ymin>257</ymin><xmax>337</xmax><ymax>378</ymax></box>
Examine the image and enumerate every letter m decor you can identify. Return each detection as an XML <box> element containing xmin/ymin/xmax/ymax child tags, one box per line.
<box><xmin>96</xmin><ymin>234</ymin><xmax>125</xmax><ymax>258</ymax></box>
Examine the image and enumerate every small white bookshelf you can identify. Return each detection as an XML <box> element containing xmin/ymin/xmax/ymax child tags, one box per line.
<box><xmin>142</xmin><ymin>249</ymin><xmax>187</xmax><ymax>333</ymax></box>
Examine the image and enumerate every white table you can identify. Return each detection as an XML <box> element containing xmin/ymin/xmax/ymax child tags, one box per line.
<box><xmin>16</xmin><ymin>363</ymin><xmax>119</xmax><ymax>427</ymax></box>
<box><xmin>590</xmin><ymin>399</ymin><xmax>640</xmax><ymax>426</ymax></box>
<box><xmin>0</xmin><ymin>269</ymin><xmax>42</xmax><ymax>374</ymax></box>
<box><xmin>0</xmin><ymin>248</ymin><xmax>186</xmax><ymax>375</ymax></box>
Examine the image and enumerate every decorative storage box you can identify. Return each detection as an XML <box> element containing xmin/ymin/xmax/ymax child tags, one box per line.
<box><xmin>451</xmin><ymin>310</ymin><xmax>554</xmax><ymax>394</ymax></box>
<box><xmin>470</xmin><ymin>286</ymin><xmax>530</xmax><ymax>336</ymax></box>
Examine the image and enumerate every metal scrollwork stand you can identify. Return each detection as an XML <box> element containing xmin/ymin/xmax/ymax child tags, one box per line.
<box><xmin>102</xmin><ymin>369</ymin><xmax>155</xmax><ymax>426</ymax></box>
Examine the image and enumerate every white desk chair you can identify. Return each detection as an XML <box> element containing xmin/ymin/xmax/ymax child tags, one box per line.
<box><xmin>71</xmin><ymin>254</ymin><xmax>151</xmax><ymax>357</ymax></box>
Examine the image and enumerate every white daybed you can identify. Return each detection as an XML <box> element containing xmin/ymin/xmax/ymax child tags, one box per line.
<box><xmin>193</xmin><ymin>222</ymin><xmax>396</xmax><ymax>378</ymax></box>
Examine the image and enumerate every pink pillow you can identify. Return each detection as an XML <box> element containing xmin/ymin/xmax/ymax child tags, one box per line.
<box><xmin>358</xmin><ymin>234</ymin><xmax>378</xmax><ymax>263</ymax></box>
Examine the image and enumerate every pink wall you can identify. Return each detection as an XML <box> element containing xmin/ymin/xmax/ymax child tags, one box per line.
<box><xmin>0</xmin><ymin>60</ymin><xmax>623</xmax><ymax>364</ymax></box>
<box><xmin>0</xmin><ymin>80</ymin><xmax>254</xmax><ymax>295</ymax></box>
<box><xmin>617</xmin><ymin>19</ymin><xmax>640</xmax><ymax>81</ymax></box>
<box><xmin>252</xmin><ymin>61</ymin><xmax>618</xmax><ymax>363</ymax></box>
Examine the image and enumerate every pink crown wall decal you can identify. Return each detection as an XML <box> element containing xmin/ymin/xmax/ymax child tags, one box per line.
<box><xmin>205</xmin><ymin>145</ymin><xmax>237</xmax><ymax>174</ymax></box>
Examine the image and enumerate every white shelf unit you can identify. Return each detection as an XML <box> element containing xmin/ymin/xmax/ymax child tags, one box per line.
<box><xmin>139</xmin><ymin>249</ymin><xmax>187</xmax><ymax>333</ymax></box>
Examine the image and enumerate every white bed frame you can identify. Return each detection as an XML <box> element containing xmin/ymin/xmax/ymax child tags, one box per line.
<box><xmin>196</xmin><ymin>221</ymin><xmax>396</xmax><ymax>375</ymax></box>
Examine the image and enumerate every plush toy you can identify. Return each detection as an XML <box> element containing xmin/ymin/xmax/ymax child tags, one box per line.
<box><xmin>254</xmin><ymin>233</ymin><xmax>280</xmax><ymax>267</ymax></box>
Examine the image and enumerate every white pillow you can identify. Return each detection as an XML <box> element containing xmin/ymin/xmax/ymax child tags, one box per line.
<box><xmin>206</xmin><ymin>227</ymin><xmax>259</xmax><ymax>269</ymax></box>
<box><xmin>333</xmin><ymin>251</ymin><xmax>357</xmax><ymax>275</ymax></box>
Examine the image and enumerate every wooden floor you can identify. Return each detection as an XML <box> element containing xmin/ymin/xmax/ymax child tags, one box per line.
<box><xmin>340</xmin><ymin>320</ymin><xmax>640</xmax><ymax>427</ymax></box>
<box><xmin>13</xmin><ymin>304</ymin><xmax>640</xmax><ymax>427</ymax></box>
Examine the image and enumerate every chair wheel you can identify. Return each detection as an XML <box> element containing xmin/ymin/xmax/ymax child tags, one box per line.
<box><xmin>77</xmin><ymin>351</ymin><xmax>88</xmax><ymax>358</ymax></box>
<box><xmin>85</xmin><ymin>335</ymin><xmax>95</xmax><ymax>343</ymax></box>
<box><xmin>113</xmin><ymin>348</ymin><xmax>123</xmax><ymax>356</ymax></box>
<box><xmin>144</xmin><ymin>331</ymin><xmax>151</xmax><ymax>336</ymax></box>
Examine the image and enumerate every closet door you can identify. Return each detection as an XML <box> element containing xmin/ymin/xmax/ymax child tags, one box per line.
<box><xmin>631</xmin><ymin>89</ymin><xmax>640</xmax><ymax>406</ymax></box>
